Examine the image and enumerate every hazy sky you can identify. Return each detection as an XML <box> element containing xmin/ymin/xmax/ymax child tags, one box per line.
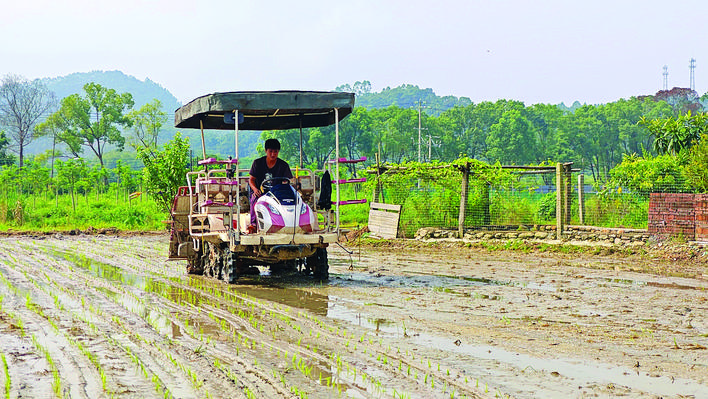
<box><xmin>2</xmin><ymin>0</ymin><xmax>706</xmax><ymax>106</ymax></box>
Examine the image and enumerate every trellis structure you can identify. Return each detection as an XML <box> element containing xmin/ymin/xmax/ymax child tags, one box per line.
<box><xmin>367</xmin><ymin>162</ymin><xmax>581</xmax><ymax>239</ymax></box>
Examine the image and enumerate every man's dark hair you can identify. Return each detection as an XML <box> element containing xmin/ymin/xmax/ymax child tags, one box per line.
<box><xmin>265</xmin><ymin>138</ymin><xmax>281</xmax><ymax>151</ymax></box>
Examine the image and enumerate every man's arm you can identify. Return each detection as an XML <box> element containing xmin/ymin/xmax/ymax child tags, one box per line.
<box><xmin>249</xmin><ymin>175</ymin><xmax>261</xmax><ymax>197</ymax></box>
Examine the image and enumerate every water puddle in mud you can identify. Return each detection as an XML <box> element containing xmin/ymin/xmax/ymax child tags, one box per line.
<box><xmin>599</xmin><ymin>277</ymin><xmax>708</xmax><ymax>291</ymax></box>
<box><xmin>417</xmin><ymin>332</ymin><xmax>708</xmax><ymax>397</ymax></box>
<box><xmin>327</xmin><ymin>297</ymin><xmax>708</xmax><ymax>398</ymax></box>
<box><xmin>330</xmin><ymin>271</ymin><xmax>558</xmax><ymax>293</ymax></box>
<box><xmin>325</xmin><ymin>297</ymin><xmax>404</xmax><ymax>338</ymax></box>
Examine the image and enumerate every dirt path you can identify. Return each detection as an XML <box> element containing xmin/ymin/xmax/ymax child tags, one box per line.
<box><xmin>0</xmin><ymin>234</ymin><xmax>705</xmax><ymax>398</ymax></box>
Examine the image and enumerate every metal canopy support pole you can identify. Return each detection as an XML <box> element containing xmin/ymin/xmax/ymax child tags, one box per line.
<box><xmin>234</xmin><ymin>109</ymin><xmax>239</xmax><ymax>162</ymax></box>
<box><xmin>234</xmin><ymin>109</ymin><xmax>240</xmax><ymax>244</ymax></box>
<box><xmin>199</xmin><ymin>119</ymin><xmax>206</xmax><ymax>160</ymax></box>
<box><xmin>299</xmin><ymin>115</ymin><xmax>303</xmax><ymax>168</ymax></box>
<box><xmin>335</xmin><ymin>108</ymin><xmax>340</xmax><ymax>234</ymax></box>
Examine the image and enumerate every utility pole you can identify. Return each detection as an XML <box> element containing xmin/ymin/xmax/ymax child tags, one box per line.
<box><xmin>416</xmin><ymin>99</ymin><xmax>428</xmax><ymax>162</ymax></box>
<box><xmin>689</xmin><ymin>58</ymin><xmax>696</xmax><ymax>91</ymax></box>
<box><xmin>417</xmin><ymin>100</ymin><xmax>422</xmax><ymax>163</ymax></box>
<box><xmin>428</xmin><ymin>134</ymin><xmax>432</xmax><ymax>160</ymax></box>
<box><xmin>427</xmin><ymin>134</ymin><xmax>440</xmax><ymax>161</ymax></box>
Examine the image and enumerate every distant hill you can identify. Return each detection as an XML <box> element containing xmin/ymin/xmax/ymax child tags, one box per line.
<box><xmin>336</xmin><ymin>81</ymin><xmax>472</xmax><ymax>116</ymax></box>
<box><xmin>33</xmin><ymin>70</ymin><xmax>264</xmax><ymax>165</ymax></box>
<box><xmin>557</xmin><ymin>101</ymin><xmax>585</xmax><ymax>112</ymax></box>
<box><xmin>42</xmin><ymin>70</ymin><xmax>180</xmax><ymax>112</ymax></box>
<box><xmin>27</xmin><ymin>70</ymin><xmax>183</xmax><ymax>161</ymax></box>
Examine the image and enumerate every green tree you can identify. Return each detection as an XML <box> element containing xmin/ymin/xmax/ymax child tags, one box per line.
<box><xmin>486</xmin><ymin>109</ymin><xmax>536</xmax><ymax>165</ymax></box>
<box><xmin>608</xmin><ymin>97</ymin><xmax>673</xmax><ymax>156</ymax></box>
<box><xmin>640</xmin><ymin>111</ymin><xmax>708</xmax><ymax>155</ymax></box>
<box><xmin>0</xmin><ymin>164</ymin><xmax>20</xmax><ymax>202</ymax></box>
<box><xmin>0</xmin><ymin>130</ymin><xmax>16</xmax><ymax>166</ymax></box>
<box><xmin>353</xmin><ymin>83</ymin><xmax>471</xmax><ymax>114</ymax></box>
<box><xmin>559</xmin><ymin>105</ymin><xmax>605</xmax><ymax>180</ymax></box>
<box><xmin>685</xmin><ymin>133</ymin><xmax>708</xmax><ymax>192</ymax></box>
<box><xmin>463</xmin><ymin>100</ymin><xmax>520</xmax><ymax>162</ymax></box>
<box><xmin>114</xmin><ymin>160</ymin><xmax>139</xmax><ymax>201</ymax></box>
<box><xmin>88</xmin><ymin>164</ymin><xmax>109</xmax><ymax>199</ymax></box>
<box><xmin>335</xmin><ymin>81</ymin><xmax>372</xmax><ymax>96</ymax></box>
<box><xmin>380</xmin><ymin>106</ymin><xmax>418</xmax><ymax>163</ymax></box>
<box><xmin>593</xmin><ymin>103</ymin><xmax>623</xmax><ymax>178</ymax></box>
<box><xmin>56</xmin><ymin>158</ymin><xmax>88</xmax><ymax>213</ymax></box>
<box><xmin>426</xmin><ymin>112</ymin><xmax>458</xmax><ymax>161</ymax></box>
<box><xmin>527</xmin><ymin>103</ymin><xmax>564</xmax><ymax>162</ymax></box>
<box><xmin>435</xmin><ymin>106</ymin><xmax>471</xmax><ymax>161</ymax></box>
<box><xmin>436</xmin><ymin>101</ymin><xmax>505</xmax><ymax>161</ymax></box>
<box><xmin>0</xmin><ymin>74</ymin><xmax>57</xmax><ymax>168</ymax></box>
<box><xmin>21</xmin><ymin>160</ymin><xmax>51</xmax><ymax>206</ymax></box>
<box><xmin>304</xmin><ymin>127</ymin><xmax>334</xmax><ymax>168</ymax></box>
<box><xmin>337</xmin><ymin>108</ymin><xmax>373</xmax><ymax>172</ymax></box>
<box><xmin>127</xmin><ymin>98</ymin><xmax>167</xmax><ymax>149</ymax></box>
<box><xmin>137</xmin><ymin>132</ymin><xmax>190</xmax><ymax>213</ymax></box>
<box><xmin>608</xmin><ymin>152</ymin><xmax>689</xmax><ymax>196</ymax></box>
<box><xmin>38</xmin><ymin>82</ymin><xmax>134</xmax><ymax>168</ymax></box>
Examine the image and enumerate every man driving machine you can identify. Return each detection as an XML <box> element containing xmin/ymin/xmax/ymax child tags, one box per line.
<box><xmin>248</xmin><ymin>138</ymin><xmax>293</xmax><ymax>233</ymax></box>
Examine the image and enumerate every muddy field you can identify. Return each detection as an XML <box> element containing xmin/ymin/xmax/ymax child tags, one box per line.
<box><xmin>0</xmin><ymin>234</ymin><xmax>706</xmax><ymax>398</ymax></box>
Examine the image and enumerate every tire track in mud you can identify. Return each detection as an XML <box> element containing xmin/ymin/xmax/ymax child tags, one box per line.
<box><xmin>1</xmin><ymin>236</ymin><xmax>490</xmax><ymax>399</ymax></box>
<box><xmin>34</xmin><ymin>237</ymin><xmax>286</xmax><ymax>399</ymax></box>
<box><xmin>0</xmin><ymin>239</ymin><xmax>197</xmax><ymax>398</ymax></box>
<box><xmin>90</xmin><ymin>237</ymin><xmax>488</xmax><ymax>399</ymax></box>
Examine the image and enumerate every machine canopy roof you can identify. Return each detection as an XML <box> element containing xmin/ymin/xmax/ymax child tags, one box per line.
<box><xmin>174</xmin><ymin>91</ymin><xmax>355</xmax><ymax>131</ymax></box>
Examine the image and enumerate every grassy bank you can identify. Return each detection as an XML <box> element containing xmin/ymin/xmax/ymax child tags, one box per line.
<box><xmin>0</xmin><ymin>193</ymin><xmax>168</xmax><ymax>232</ymax></box>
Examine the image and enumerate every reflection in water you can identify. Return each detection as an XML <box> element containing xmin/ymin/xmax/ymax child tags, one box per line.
<box><xmin>52</xmin><ymin>249</ymin><xmax>332</xmax><ymax>339</ymax></box>
<box><xmin>326</xmin><ymin>296</ymin><xmax>403</xmax><ymax>338</ymax></box>
<box><xmin>326</xmin><ymin>295</ymin><xmax>708</xmax><ymax>398</ymax></box>
<box><xmin>331</xmin><ymin>271</ymin><xmax>557</xmax><ymax>292</ymax></box>
<box><xmin>413</xmin><ymin>332</ymin><xmax>708</xmax><ymax>397</ymax></box>
<box><xmin>600</xmin><ymin>277</ymin><xmax>706</xmax><ymax>291</ymax></box>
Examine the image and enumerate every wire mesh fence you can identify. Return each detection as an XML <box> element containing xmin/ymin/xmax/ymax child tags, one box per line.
<box><xmin>355</xmin><ymin>162</ymin><xmax>669</xmax><ymax>238</ymax></box>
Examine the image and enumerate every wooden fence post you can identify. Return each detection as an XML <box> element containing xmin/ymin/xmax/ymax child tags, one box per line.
<box><xmin>578</xmin><ymin>174</ymin><xmax>585</xmax><ymax>225</ymax></box>
<box><xmin>458</xmin><ymin>166</ymin><xmax>469</xmax><ymax>238</ymax></box>
<box><xmin>482</xmin><ymin>183</ymin><xmax>491</xmax><ymax>225</ymax></box>
<box><xmin>564</xmin><ymin>163</ymin><xmax>572</xmax><ymax>225</ymax></box>
<box><xmin>556</xmin><ymin>163</ymin><xmax>564</xmax><ymax>239</ymax></box>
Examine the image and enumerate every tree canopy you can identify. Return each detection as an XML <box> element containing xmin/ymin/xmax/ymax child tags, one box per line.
<box><xmin>0</xmin><ymin>74</ymin><xmax>57</xmax><ymax>168</ymax></box>
<box><xmin>37</xmin><ymin>83</ymin><xmax>134</xmax><ymax>168</ymax></box>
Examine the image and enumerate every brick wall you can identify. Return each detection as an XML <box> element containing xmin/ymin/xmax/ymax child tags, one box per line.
<box><xmin>648</xmin><ymin>193</ymin><xmax>708</xmax><ymax>241</ymax></box>
<box><xmin>696</xmin><ymin>194</ymin><xmax>708</xmax><ymax>241</ymax></box>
